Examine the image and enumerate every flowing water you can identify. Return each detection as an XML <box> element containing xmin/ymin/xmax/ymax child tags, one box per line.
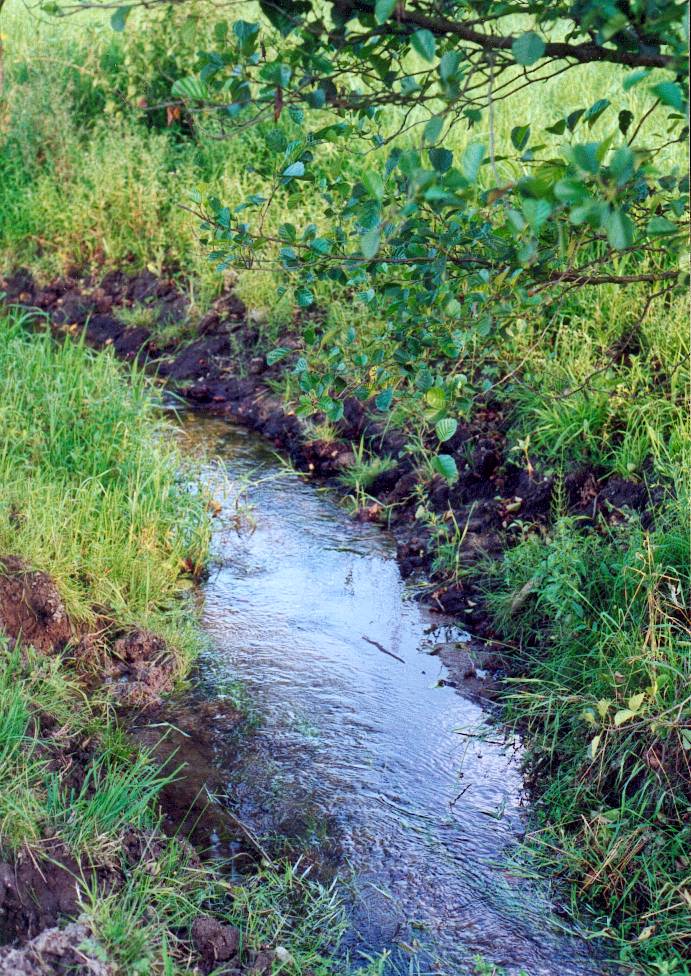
<box><xmin>179</xmin><ymin>413</ymin><xmax>603</xmax><ymax>976</ymax></box>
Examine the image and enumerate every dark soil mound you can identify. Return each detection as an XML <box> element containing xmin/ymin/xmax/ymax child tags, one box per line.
<box><xmin>192</xmin><ymin>916</ymin><xmax>240</xmax><ymax>972</ymax></box>
<box><xmin>0</xmin><ymin>556</ymin><xmax>72</xmax><ymax>652</ymax></box>
<box><xmin>105</xmin><ymin>628</ymin><xmax>177</xmax><ymax>705</ymax></box>
<box><xmin>0</xmin><ymin>841</ymin><xmax>117</xmax><ymax>944</ymax></box>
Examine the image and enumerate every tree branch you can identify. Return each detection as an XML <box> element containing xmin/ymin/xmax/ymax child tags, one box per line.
<box><xmin>333</xmin><ymin>1</ymin><xmax>674</xmax><ymax>69</ymax></box>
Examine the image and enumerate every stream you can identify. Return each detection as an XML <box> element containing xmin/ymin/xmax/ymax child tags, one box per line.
<box><xmin>177</xmin><ymin>413</ymin><xmax>602</xmax><ymax>976</ymax></box>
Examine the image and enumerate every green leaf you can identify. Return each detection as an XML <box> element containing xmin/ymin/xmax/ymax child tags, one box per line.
<box><xmin>309</xmin><ymin>237</ymin><xmax>332</xmax><ymax>254</ymax></box>
<box><xmin>429</xmin><ymin>148</ymin><xmax>453</xmax><ymax>173</ymax></box>
<box><xmin>295</xmin><ymin>285</ymin><xmax>314</xmax><ymax>307</ymax></box>
<box><xmin>596</xmin><ymin>699</ymin><xmax>612</xmax><ymax>718</ymax></box>
<box><xmin>266</xmin><ymin>347</ymin><xmax>290</xmax><ymax>366</ymax></box>
<box><xmin>627</xmin><ymin>693</ymin><xmax>646</xmax><ymax>713</ymax></box>
<box><xmin>233</xmin><ymin>19</ymin><xmax>260</xmax><ymax>47</ymax></box>
<box><xmin>360</xmin><ymin>226</ymin><xmax>381</xmax><ymax>258</ymax></box>
<box><xmin>583</xmin><ymin>98</ymin><xmax>610</xmax><ymax>127</ymax></box>
<box><xmin>614</xmin><ymin>708</ymin><xmax>636</xmax><ymax>727</ymax></box>
<box><xmin>325</xmin><ymin>399</ymin><xmax>344</xmax><ymax>422</ymax></box>
<box><xmin>374</xmin><ymin>0</ymin><xmax>397</xmax><ymax>25</ymax></box>
<box><xmin>522</xmin><ymin>198</ymin><xmax>551</xmax><ymax>232</ymax></box>
<box><xmin>623</xmin><ymin>69</ymin><xmax>649</xmax><ymax>91</ymax></box>
<box><xmin>647</xmin><ymin>216</ymin><xmax>677</xmax><ymax>235</ymax></box>
<box><xmin>362</xmin><ymin>170</ymin><xmax>385</xmax><ymax>200</ymax></box>
<box><xmin>512</xmin><ymin>32</ymin><xmax>545</xmax><ymax>66</ymax></box>
<box><xmin>439</xmin><ymin>51</ymin><xmax>462</xmax><ymax>82</ymax></box>
<box><xmin>283</xmin><ymin>161</ymin><xmax>305</xmax><ymax>179</ymax></box>
<box><xmin>589</xmin><ymin>734</ymin><xmax>602</xmax><ymax>759</ymax></box>
<box><xmin>554</xmin><ymin>179</ymin><xmax>589</xmax><ymax>205</ymax></box>
<box><xmin>651</xmin><ymin>81</ymin><xmax>685</xmax><ymax>111</ymax></box>
<box><xmin>435</xmin><ymin>417</ymin><xmax>458</xmax><ymax>442</ymax></box>
<box><xmin>411</xmin><ymin>29</ymin><xmax>436</xmax><ymax>62</ymax></box>
<box><xmin>424</xmin><ymin>115</ymin><xmax>444</xmax><ymax>144</ymax></box>
<box><xmin>375</xmin><ymin>388</ymin><xmax>393</xmax><ymax>411</ymax></box>
<box><xmin>603</xmin><ymin>207</ymin><xmax>634</xmax><ymax>250</ymax></box>
<box><xmin>425</xmin><ymin>386</ymin><xmax>446</xmax><ymax>409</ymax></box>
<box><xmin>571</xmin><ymin>143</ymin><xmax>600</xmax><ymax>175</ymax></box>
<box><xmin>609</xmin><ymin>146</ymin><xmax>634</xmax><ymax>185</ymax></box>
<box><xmin>432</xmin><ymin>453</ymin><xmax>458</xmax><ymax>482</ymax></box>
<box><xmin>171</xmin><ymin>76</ymin><xmax>208</xmax><ymax>100</ymax></box>
<box><xmin>110</xmin><ymin>5</ymin><xmax>132</xmax><ymax>31</ymax></box>
<box><xmin>566</xmin><ymin>108</ymin><xmax>585</xmax><ymax>132</ymax></box>
<box><xmin>511</xmin><ymin>125</ymin><xmax>530</xmax><ymax>151</ymax></box>
<box><xmin>461</xmin><ymin>142</ymin><xmax>485</xmax><ymax>182</ymax></box>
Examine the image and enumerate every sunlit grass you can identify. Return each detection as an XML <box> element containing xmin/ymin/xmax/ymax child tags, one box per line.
<box><xmin>0</xmin><ymin>312</ymin><xmax>211</xmax><ymax>658</ymax></box>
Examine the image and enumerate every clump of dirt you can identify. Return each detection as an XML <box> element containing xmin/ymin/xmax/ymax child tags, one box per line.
<box><xmin>104</xmin><ymin>628</ymin><xmax>178</xmax><ymax>706</ymax></box>
<box><xmin>0</xmin><ymin>557</ymin><xmax>179</xmax><ymax>708</ymax></box>
<box><xmin>0</xmin><ymin>556</ymin><xmax>73</xmax><ymax>653</ymax></box>
<box><xmin>0</xmin><ymin>840</ymin><xmax>117</xmax><ymax>944</ymax></box>
<box><xmin>0</xmin><ymin>921</ymin><xmax>112</xmax><ymax>975</ymax></box>
<box><xmin>192</xmin><ymin>916</ymin><xmax>240</xmax><ymax>973</ymax></box>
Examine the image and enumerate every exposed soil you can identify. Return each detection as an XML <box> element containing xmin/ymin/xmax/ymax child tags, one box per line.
<box><xmin>0</xmin><ymin>556</ymin><xmax>73</xmax><ymax>653</ymax></box>
<box><xmin>0</xmin><ymin>553</ymin><xmax>183</xmax><ymax>707</ymax></box>
<box><xmin>0</xmin><ymin>641</ymin><xmax>258</xmax><ymax>973</ymax></box>
<box><xmin>104</xmin><ymin>628</ymin><xmax>179</xmax><ymax>705</ymax></box>
<box><xmin>0</xmin><ymin>840</ymin><xmax>116</xmax><ymax>945</ymax></box>
<box><xmin>1</xmin><ymin>267</ymin><xmax>662</xmax><ymax>639</ymax></box>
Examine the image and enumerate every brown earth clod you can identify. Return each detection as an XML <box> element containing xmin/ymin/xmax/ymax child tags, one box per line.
<box><xmin>0</xmin><ymin>556</ymin><xmax>73</xmax><ymax>653</ymax></box>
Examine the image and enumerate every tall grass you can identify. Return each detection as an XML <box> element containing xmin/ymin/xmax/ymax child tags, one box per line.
<box><xmin>483</xmin><ymin>496</ymin><xmax>690</xmax><ymax>971</ymax></box>
<box><xmin>0</xmin><ymin>313</ymin><xmax>210</xmax><ymax>655</ymax></box>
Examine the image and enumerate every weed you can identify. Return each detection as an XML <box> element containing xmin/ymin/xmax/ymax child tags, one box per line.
<box><xmin>481</xmin><ymin>498</ymin><xmax>691</xmax><ymax>970</ymax></box>
<box><xmin>338</xmin><ymin>439</ymin><xmax>398</xmax><ymax>493</ymax></box>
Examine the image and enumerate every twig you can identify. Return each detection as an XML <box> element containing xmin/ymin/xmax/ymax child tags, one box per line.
<box><xmin>361</xmin><ymin>635</ymin><xmax>405</xmax><ymax>664</ymax></box>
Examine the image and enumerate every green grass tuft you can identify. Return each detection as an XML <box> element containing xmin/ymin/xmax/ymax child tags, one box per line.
<box><xmin>0</xmin><ymin>312</ymin><xmax>211</xmax><ymax>661</ymax></box>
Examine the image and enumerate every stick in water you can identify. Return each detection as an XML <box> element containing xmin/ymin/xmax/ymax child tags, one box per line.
<box><xmin>361</xmin><ymin>635</ymin><xmax>405</xmax><ymax>664</ymax></box>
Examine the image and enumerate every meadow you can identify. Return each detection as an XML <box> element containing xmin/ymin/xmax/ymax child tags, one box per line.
<box><xmin>0</xmin><ymin>1</ymin><xmax>688</xmax><ymax>974</ymax></box>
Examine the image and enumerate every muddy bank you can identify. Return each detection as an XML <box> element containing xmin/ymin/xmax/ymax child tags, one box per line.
<box><xmin>0</xmin><ymin>556</ymin><xmax>280</xmax><ymax>974</ymax></box>
<box><xmin>0</xmin><ymin>555</ymin><xmax>180</xmax><ymax>706</ymax></box>
<box><xmin>2</xmin><ymin>267</ymin><xmax>662</xmax><ymax>635</ymax></box>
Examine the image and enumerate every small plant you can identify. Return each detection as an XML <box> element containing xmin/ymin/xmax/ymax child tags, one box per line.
<box><xmin>417</xmin><ymin>504</ymin><xmax>476</xmax><ymax>585</ymax></box>
<box><xmin>339</xmin><ymin>438</ymin><xmax>398</xmax><ymax>494</ymax></box>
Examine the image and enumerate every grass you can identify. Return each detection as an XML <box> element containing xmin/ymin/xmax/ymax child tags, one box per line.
<box><xmin>0</xmin><ymin>311</ymin><xmax>211</xmax><ymax>660</ymax></box>
<box><xmin>0</xmin><ymin>645</ymin><xmax>355</xmax><ymax>975</ymax></box>
<box><xmin>482</xmin><ymin>497</ymin><xmax>690</xmax><ymax>972</ymax></box>
<box><xmin>338</xmin><ymin>438</ymin><xmax>398</xmax><ymax>507</ymax></box>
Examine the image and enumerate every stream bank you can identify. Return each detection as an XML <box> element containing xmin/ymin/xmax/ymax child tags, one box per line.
<box><xmin>2</xmin><ymin>271</ymin><xmax>686</xmax><ymax>974</ymax></box>
<box><xmin>2</xmin><ymin>266</ymin><xmax>661</xmax><ymax>624</ymax></box>
<box><xmin>145</xmin><ymin>412</ymin><xmax>605</xmax><ymax>976</ymax></box>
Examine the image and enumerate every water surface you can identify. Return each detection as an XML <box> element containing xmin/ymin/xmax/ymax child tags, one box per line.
<box><xmin>181</xmin><ymin>413</ymin><xmax>601</xmax><ymax>976</ymax></box>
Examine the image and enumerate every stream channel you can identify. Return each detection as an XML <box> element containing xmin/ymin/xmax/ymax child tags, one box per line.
<box><xmin>170</xmin><ymin>413</ymin><xmax>604</xmax><ymax>976</ymax></box>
